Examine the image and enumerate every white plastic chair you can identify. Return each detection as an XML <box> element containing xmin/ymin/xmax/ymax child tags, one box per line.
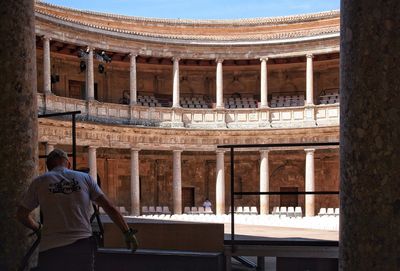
<box><xmin>148</xmin><ymin>206</ymin><xmax>156</xmax><ymax>214</ymax></box>
<box><xmin>162</xmin><ymin>206</ymin><xmax>171</xmax><ymax>215</ymax></box>
<box><xmin>250</xmin><ymin>206</ymin><xmax>258</xmax><ymax>215</ymax></box>
<box><xmin>155</xmin><ymin>206</ymin><xmax>163</xmax><ymax>214</ymax></box>
<box><xmin>294</xmin><ymin>206</ymin><xmax>302</xmax><ymax>217</ymax></box>
<box><xmin>327</xmin><ymin>208</ymin><xmax>335</xmax><ymax>216</ymax></box>
<box><xmin>318</xmin><ymin>208</ymin><xmax>327</xmax><ymax>216</ymax></box>
<box><xmin>272</xmin><ymin>206</ymin><xmax>279</xmax><ymax>215</ymax></box>
<box><xmin>280</xmin><ymin>206</ymin><xmax>287</xmax><ymax>216</ymax></box>
<box><xmin>243</xmin><ymin>206</ymin><xmax>251</xmax><ymax>214</ymax></box>
<box><xmin>191</xmin><ymin>206</ymin><xmax>198</xmax><ymax>214</ymax></box>
<box><xmin>287</xmin><ymin>206</ymin><xmax>295</xmax><ymax>217</ymax></box>
<box><xmin>198</xmin><ymin>207</ymin><xmax>205</xmax><ymax>214</ymax></box>
<box><xmin>205</xmin><ymin>206</ymin><xmax>213</xmax><ymax>214</ymax></box>
<box><xmin>334</xmin><ymin>208</ymin><xmax>340</xmax><ymax>216</ymax></box>
<box><xmin>236</xmin><ymin>206</ymin><xmax>244</xmax><ymax>214</ymax></box>
<box><xmin>183</xmin><ymin>206</ymin><xmax>191</xmax><ymax>214</ymax></box>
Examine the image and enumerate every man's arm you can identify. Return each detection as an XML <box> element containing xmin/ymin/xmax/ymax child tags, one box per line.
<box><xmin>94</xmin><ymin>194</ymin><xmax>129</xmax><ymax>233</ymax></box>
<box><xmin>16</xmin><ymin>206</ymin><xmax>41</xmax><ymax>232</ymax></box>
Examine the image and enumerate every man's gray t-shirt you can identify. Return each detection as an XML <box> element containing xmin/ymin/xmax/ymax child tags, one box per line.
<box><xmin>21</xmin><ymin>166</ymin><xmax>104</xmax><ymax>252</ymax></box>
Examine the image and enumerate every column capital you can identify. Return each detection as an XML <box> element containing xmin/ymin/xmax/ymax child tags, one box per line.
<box><xmin>306</xmin><ymin>53</ymin><xmax>314</xmax><ymax>59</ymax></box>
<box><xmin>259</xmin><ymin>148</ymin><xmax>270</xmax><ymax>154</ymax></box>
<box><xmin>260</xmin><ymin>57</ymin><xmax>269</xmax><ymax>62</ymax></box>
<box><xmin>129</xmin><ymin>52</ymin><xmax>138</xmax><ymax>58</ymax></box>
<box><xmin>216</xmin><ymin>149</ymin><xmax>226</xmax><ymax>154</ymax></box>
<box><xmin>41</xmin><ymin>35</ymin><xmax>51</xmax><ymax>41</ymax></box>
<box><xmin>86</xmin><ymin>46</ymin><xmax>94</xmax><ymax>52</ymax></box>
<box><xmin>216</xmin><ymin>58</ymin><xmax>224</xmax><ymax>64</ymax></box>
<box><xmin>304</xmin><ymin>148</ymin><xmax>316</xmax><ymax>153</ymax></box>
<box><xmin>88</xmin><ymin>146</ymin><xmax>97</xmax><ymax>150</ymax></box>
<box><xmin>172</xmin><ymin>149</ymin><xmax>183</xmax><ymax>153</ymax></box>
<box><xmin>130</xmin><ymin>148</ymin><xmax>140</xmax><ymax>152</ymax></box>
<box><xmin>172</xmin><ymin>56</ymin><xmax>180</xmax><ymax>62</ymax></box>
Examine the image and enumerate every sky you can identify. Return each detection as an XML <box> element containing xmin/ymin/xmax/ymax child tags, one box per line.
<box><xmin>41</xmin><ymin>0</ymin><xmax>340</xmax><ymax>19</ymax></box>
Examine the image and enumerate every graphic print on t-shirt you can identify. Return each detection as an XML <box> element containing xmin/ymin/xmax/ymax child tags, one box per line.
<box><xmin>48</xmin><ymin>178</ymin><xmax>81</xmax><ymax>194</ymax></box>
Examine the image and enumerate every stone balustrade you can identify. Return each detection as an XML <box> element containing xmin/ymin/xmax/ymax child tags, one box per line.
<box><xmin>38</xmin><ymin>93</ymin><xmax>339</xmax><ymax>129</ymax></box>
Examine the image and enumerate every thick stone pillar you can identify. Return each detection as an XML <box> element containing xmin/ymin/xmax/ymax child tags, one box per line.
<box><xmin>86</xmin><ymin>47</ymin><xmax>94</xmax><ymax>101</ymax></box>
<box><xmin>172</xmin><ymin>57</ymin><xmax>180</xmax><ymax>108</ymax></box>
<box><xmin>129</xmin><ymin>53</ymin><xmax>137</xmax><ymax>105</ymax></box>
<box><xmin>0</xmin><ymin>0</ymin><xmax>37</xmax><ymax>269</ymax></box>
<box><xmin>259</xmin><ymin>150</ymin><xmax>270</xmax><ymax>215</ymax></box>
<box><xmin>172</xmin><ymin>150</ymin><xmax>182</xmax><ymax>214</ymax></box>
<box><xmin>88</xmin><ymin>146</ymin><xmax>97</xmax><ymax>183</ymax></box>
<box><xmin>216</xmin><ymin>59</ymin><xmax>224</xmax><ymax>109</ymax></box>
<box><xmin>305</xmin><ymin>148</ymin><xmax>315</xmax><ymax>217</ymax></box>
<box><xmin>340</xmin><ymin>1</ymin><xmax>400</xmax><ymax>270</ymax></box>
<box><xmin>260</xmin><ymin>57</ymin><xmax>269</xmax><ymax>108</ymax></box>
<box><xmin>43</xmin><ymin>36</ymin><xmax>51</xmax><ymax>94</ymax></box>
<box><xmin>130</xmin><ymin>149</ymin><xmax>140</xmax><ymax>216</ymax></box>
<box><xmin>216</xmin><ymin>150</ymin><xmax>225</xmax><ymax>215</ymax></box>
<box><xmin>306</xmin><ymin>54</ymin><xmax>314</xmax><ymax>105</ymax></box>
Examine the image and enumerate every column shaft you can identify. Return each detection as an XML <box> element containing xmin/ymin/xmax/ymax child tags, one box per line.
<box><xmin>86</xmin><ymin>48</ymin><xmax>94</xmax><ymax>100</ymax></box>
<box><xmin>88</xmin><ymin>146</ymin><xmax>97</xmax><ymax>183</ymax></box>
<box><xmin>305</xmin><ymin>149</ymin><xmax>315</xmax><ymax>216</ymax></box>
<box><xmin>130</xmin><ymin>149</ymin><xmax>140</xmax><ymax>216</ymax></box>
<box><xmin>172</xmin><ymin>58</ymin><xmax>180</xmax><ymax>108</ymax></box>
<box><xmin>260</xmin><ymin>58</ymin><xmax>268</xmax><ymax>108</ymax></box>
<box><xmin>216</xmin><ymin>59</ymin><xmax>224</xmax><ymax>108</ymax></box>
<box><xmin>0</xmin><ymin>0</ymin><xmax>37</xmax><ymax>268</ymax></box>
<box><xmin>172</xmin><ymin>150</ymin><xmax>182</xmax><ymax>214</ymax></box>
<box><xmin>129</xmin><ymin>54</ymin><xmax>137</xmax><ymax>105</ymax></box>
<box><xmin>45</xmin><ymin>142</ymin><xmax>55</xmax><ymax>155</ymax></box>
<box><xmin>259</xmin><ymin>150</ymin><xmax>270</xmax><ymax>215</ymax></box>
<box><xmin>306</xmin><ymin>54</ymin><xmax>314</xmax><ymax>105</ymax></box>
<box><xmin>43</xmin><ymin>37</ymin><xmax>51</xmax><ymax>94</ymax></box>
<box><xmin>340</xmin><ymin>1</ymin><xmax>400</xmax><ymax>269</ymax></box>
<box><xmin>216</xmin><ymin>150</ymin><xmax>225</xmax><ymax>215</ymax></box>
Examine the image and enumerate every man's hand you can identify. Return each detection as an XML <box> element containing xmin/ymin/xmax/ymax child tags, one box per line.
<box><xmin>124</xmin><ymin>228</ymin><xmax>138</xmax><ymax>252</ymax></box>
<box><xmin>29</xmin><ymin>222</ymin><xmax>42</xmax><ymax>239</ymax></box>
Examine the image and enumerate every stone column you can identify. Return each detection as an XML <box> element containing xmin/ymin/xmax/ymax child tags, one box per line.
<box><xmin>0</xmin><ymin>0</ymin><xmax>37</xmax><ymax>269</ymax></box>
<box><xmin>172</xmin><ymin>57</ymin><xmax>180</xmax><ymax>108</ymax></box>
<box><xmin>305</xmin><ymin>148</ymin><xmax>315</xmax><ymax>217</ymax></box>
<box><xmin>86</xmin><ymin>47</ymin><xmax>94</xmax><ymax>101</ymax></box>
<box><xmin>259</xmin><ymin>150</ymin><xmax>270</xmax><ymax>215</ymax></box>
<box><xmin>340</xmin><ymin>1</ymin><xmax>400</xmax><ymax>270</ymax></box>
<box><xmin>216</xmin><ymin>150</ymin><xmax>225</xmax><ymax>215</ymax></box>
<box><xmin>129</xmin><ymin>53</ymin><xmax>137</xmax><ymax>105</ymax></box>
<box><xmin>260</xmin><ymin>57</ymin><xmax>269</xmax><ymax>108</ymax></box>
<box><xmin>172</xmin><ymin>150</ymin><xmax>182</xmax><ymax>214</ymax></box>
<box><xmin>306</xmin><ymin>54</ymin><xmax>314</xmax><ymax>105</ymax></box>
<box><xmin>216</xmin><ymin>59</ymin><xmax>224</xmax><ymax>109</ymax></box>
<box><xmin>43</xmin><ymin>36</ymin><xmax>51</xmax><ymax>94</ymax></box>
<box><xmin>45</xmin><ymin>142</ymin><xmax>55</xmax><ymax>155</ymax></box>
<box><xmin>88</xmin><ymin>146</ymin><xmax>97</xmax><ymax>183</ymax></box>
<box><xmin>130</xmin><ymin>149</ymin><xmax>140</xmax><ymax>216</ymax></box>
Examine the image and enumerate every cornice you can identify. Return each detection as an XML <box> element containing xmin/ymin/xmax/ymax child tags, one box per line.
<box><xmin>36</xmin><ymin>1</ymin><xmax>339</xmax><ymax>26</ymax></box>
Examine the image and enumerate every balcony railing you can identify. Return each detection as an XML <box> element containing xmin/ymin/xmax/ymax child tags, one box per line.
<box><xmin>37</xmin><ymin>93</ymin><xmax>339</xmax><ymax>129</ymax></box>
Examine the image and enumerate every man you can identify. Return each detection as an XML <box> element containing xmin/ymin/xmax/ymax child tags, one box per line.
<box><xmin>16</xmin><ymin>149</ymin><xmax>138</xmax><ymax>271</ymax></box>
<box><xmin>202</xmin><ymin>198</ymin><xmax>212</xmax><ymax>209</ymax></box>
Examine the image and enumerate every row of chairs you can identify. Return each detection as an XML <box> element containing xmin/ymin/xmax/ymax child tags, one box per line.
<box><xmin>229</xmin><ymin>206</ymin><xmax>258</xmax><ymax>215</ymax></box>
<box><xmin>318</xmin><ymin>207</ymin><xmax>340</xmax><ymax>216</ymax></box>
<box><xmin>183</xmin><ymin>206</ymin><xmax>213</xmax><ymax>214</ymax></box>
<box><xmin>142</xmin><ymin>206</ymin><xmax>171</xmax><ymax>215</ymax></box>
<box><xmin>272</xmin><ymin>206</ymin><xmax>303</xmax><ymax>217</ymax></box>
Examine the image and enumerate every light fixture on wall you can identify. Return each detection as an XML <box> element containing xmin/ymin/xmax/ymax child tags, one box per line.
<box><xmin>79</xmin><ymin>61</ymin><xmax>86</xmax><ymax>72</ymax></box>
<box><xmin>98</xmin><ymin>64</ymin><xmax>105</xmax><ymax>74</ymax></box>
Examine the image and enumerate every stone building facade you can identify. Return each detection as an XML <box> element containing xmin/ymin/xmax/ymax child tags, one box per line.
<box><xmin>34</xmin><ymin>1</ymin><xmax>340</xmax><ymax>216</ymax></box>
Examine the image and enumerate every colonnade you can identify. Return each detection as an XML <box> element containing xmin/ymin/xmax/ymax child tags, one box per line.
<box><xmin>40</xmin><ymin>37</ymin><xmax>316</xmax><ymax>106</ymax></box>
<box><xmin>43</xmin><ymin>143</ymin><xmax>321</xmax><ymax>217</ymax></box>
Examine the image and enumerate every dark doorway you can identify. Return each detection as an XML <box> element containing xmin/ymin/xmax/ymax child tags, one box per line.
<box><xmin>182</xmin><ymin>187</ymin><xmax>195</xmax><ymax>208</ymax></box>
<box><xmin>280</xmin><ymin>187</ymin><xmax>299</xmax><ymax>207</ymax></box>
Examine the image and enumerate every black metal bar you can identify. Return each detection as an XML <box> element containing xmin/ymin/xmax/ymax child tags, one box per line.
<box><xmin>72</xmin><ymin>114</ymin><xmax>77</xmax><ymax>170</ymax></box>
<box><xmin>38</xmin><ymin>110</ymin><xmax>81</xmax><ymax>118</ymax></box>
<box><xmin>217</xmin><ymin>142</ymin><xmax>339</xmax><ymax>149</ymax></box>
<box><xmin>230</xmin><ymin>147</ymin><xmax>235</xmax><ymax>242</ymax></box>
<box><xmin>235</xmin><ymin>191</ymin><xmax>339</xmax><ymax>196</ymax></box>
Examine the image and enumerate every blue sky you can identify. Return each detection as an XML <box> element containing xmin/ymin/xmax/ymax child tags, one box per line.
<box><xmin>42</xmin><ymin>0</ymin><xmax>340</xmax><ymax>19</ymax></box>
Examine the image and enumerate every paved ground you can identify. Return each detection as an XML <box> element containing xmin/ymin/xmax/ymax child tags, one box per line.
<box><xmin>224</xmin><ymin>223</ymin><xmax>338</xmax><ymax>241</ymax></box>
